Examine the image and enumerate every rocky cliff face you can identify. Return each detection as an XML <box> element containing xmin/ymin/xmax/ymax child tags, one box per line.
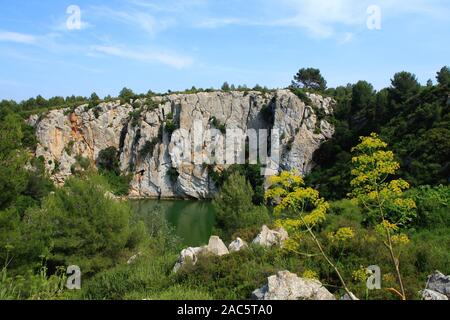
<box><xmin>28</xmin><ymin>89</ymin><xmax>334</xmax><ymax>199</ymax></box>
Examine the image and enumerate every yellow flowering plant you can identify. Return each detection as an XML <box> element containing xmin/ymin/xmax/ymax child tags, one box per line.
<box><xmin>265</xmin><ymin>170</ymin><xmax>356</xmax><ymax>299</ymax></box>
<box><xmin>350</xmin><ymin>133</ymin><xmax>417</xmax><ymax>300</ymax></box>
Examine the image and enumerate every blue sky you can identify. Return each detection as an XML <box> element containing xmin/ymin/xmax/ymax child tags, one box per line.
<box><xmin>0</xmin><ymin>0</ymin><xmax>449</xmax><ymax>101</ymax></box>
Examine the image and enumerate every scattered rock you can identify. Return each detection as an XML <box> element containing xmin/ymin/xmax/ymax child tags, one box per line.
<box><xmin>252</xmin><ymin>270</ymin><xmax>336</xmax><ymax>300</ymax></box>
<box><xmin>173</xmin><ymin>236</ymin><xmax>228</xmax><ymax>272</ymax></box>
<box><xmin>127</xmin><ymin>252</ymin><xmax>142</xmax><ymax>265</ymax></box>
<box><xmin>426</xmin><ymin>271</ymin><xmax>450</xmax><ymax>298</ymax></box>
<box><xmin>228</xmin><ymin>237</ymin><xmax>248</xmax><ymax>253</ymax></box>
<box><xmin>207</xmin><ymin>236</ymin><xmax>229</xmax><ymax>256</ymax></box>
<box><xmin>252</xmin><ymin>225</ymin><xmax>289</xmax><ymax>247</ymax></box>
<box><xmin>173</xmin><ymin>246</ymin><xmax>207</xmax><ymax>273</ymax></box>
<box><xmin>421</xmin><ymin>289</ymin><xmax>448</xmax><ymax>301</ymax></box>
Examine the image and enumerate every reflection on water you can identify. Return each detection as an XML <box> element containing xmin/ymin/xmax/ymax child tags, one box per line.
<box><xmin>130</xmin><ymin>199</ymin><xmax>216</xmax><ymax>247</ymax></box>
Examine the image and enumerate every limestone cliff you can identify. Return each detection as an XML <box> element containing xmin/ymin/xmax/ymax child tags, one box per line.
<box><xmin>28</xmin><ymin>89</ymin><xmax>334</xmax><ymax>199</ymax></box>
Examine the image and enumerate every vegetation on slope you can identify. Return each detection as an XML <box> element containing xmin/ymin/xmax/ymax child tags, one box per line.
<box><xmin>0</xmin><ymin>66</ymin><xmax>448</xmax><ymax>300</ymax></box>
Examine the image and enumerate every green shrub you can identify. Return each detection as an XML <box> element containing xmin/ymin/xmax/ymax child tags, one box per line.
<box><xmin>174</xmin><ymin>246</ymin><xmax>292</xmax><ymax>299</ymax></box>
<box><xmin>129</xmin><ymin>109</ymin><xmax>142</xmax><ymax>127</ymax></box>
<box><xmin>139</xmin><ymin>138</ymin><xmax>160</xmax><ymax>159</ymax></box>
<box><xmin>0</xmin><ymin>264</ymin><xmax>67</xmax><ymax>300</ymax></box>
<box><xmin>24</xmin><ymin>174</ymin><xmax>147</xmax><ymax>275</ymax></box>
<box><xmin>97</xmin><ymin>147</ymin><xmax>120</xmax><ymax>175</ymax></box>
<box><xmin>213</xmin><ymin>172</ymin><xmax>270</xmax><ymax>239</ymax></box>
<box><xmin>165</xmin><ymin>120</ymin><xmax>178</xmax><ymax>137</ymax></box>
<box><xmin>81</xmin><ymin>252</ymin><xmax>178</xmax><ymax>300</ymax></box>
<box><xmin>407</xmin><ymin>185</ymin><xmax>450</xmax><ymax>228</ymax></box>
<box><xmin>210</xmin><ymin>117</ymin><xmax>226</xmax><ymax>134</ymax></box>
<box><xmin>290</xmin><ymin>88</ymin><xmax>312</xmax><ymax>105</ymax></box>
<box><xmin>101</xmin><ymin>170</ymin><xmax>131</xmax><ymax>196</ymax></box>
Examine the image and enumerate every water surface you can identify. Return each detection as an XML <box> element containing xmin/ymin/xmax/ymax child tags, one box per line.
<box><xmin>130</xmin><ymin>199</ymin><xmax>216</xmax><ymax>247</ymax></box>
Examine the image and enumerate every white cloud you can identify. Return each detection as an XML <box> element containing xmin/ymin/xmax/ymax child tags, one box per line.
<box><xmin>128</xmin><ymin>0</ymin><xmax>207</xmax><ymax>13</ymax></box>
<box><xmin>193</xmin><ymin>0</ymin><xmax>449</xmax><ymax>39</ymax></box>
<box><xmin>195</xmin><ymin>18</ymin><xmax>245</xmax><ymax>29</ymax></box>
<box><xmin>90</xmin><ymin>45</ymin><xmax>193</xmax><ymax>69</ymax></box>
<box><xmin>0</xmin><ymin>30</ymin><xmax>37</xmax><ymax>44</ymax></box>
<box><xmin>90</xmin><ymin>6</ymin><xmax>175</xmax><ymax>36</ymax></box>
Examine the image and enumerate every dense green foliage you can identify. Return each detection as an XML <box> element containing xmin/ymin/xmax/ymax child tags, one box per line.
<box><xmin>96</xmin><ymin>147</ymin><xmax>131</xmax><ymax>196</ymax></box>
<box><xmin>306</xmin><ymin>66</ymin><xmax>450</xmax><ymax>200</ymax></box>
<box><xmin>213</xmin><ymin>172</ymin><xmax>270</xmax><ymax>239</ymax></box>
<box><xmin>0</xmin><ymin>67</ymin><xmax>448</xmax><ymax>300</ymax></box>
<box><xmin>67</xmin><ymin>190</ymin><xmax>450</xmax><ymax>300</ymax></box>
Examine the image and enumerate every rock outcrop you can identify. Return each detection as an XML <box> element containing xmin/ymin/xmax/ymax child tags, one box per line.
<box><xmin>207</xmin><ymin>236</ymin><xmax>230</xmax><ymax>256</ymax></box>
<box><xmin>173</xmin><ymin>235</ymin><xmax>229</xmax><ymax>272</ymax></box>
<box><xmin>421</xmin><ymin>289</ymin><xmax>448</xmax><ymax>300</ymax></box>
<box><xmin>252</xmin><ymin>271</ymin><xmax>336</xmax><ymax>300</ymax></box>
<box><xmin>425</xmin><ymin>271</ymin><xmax>450</xmax><ymax>299</ymax></box>
<box><xmin>228</xmin><ymin>237</ymin><xmax>248</xmax><ymax>253</ymax></box>
<box><xmin>30</xmin><ymin>90</ymin><xmax>334</xmax><ymax>199</ymax></box>
<box><xmin>252</xmin><ymin>225</ymin><xmax>289</xmax><ymax>247</ymax></box>
<box><xmin>173</xmin><ymin>227</ymin><xmax>289</xmax><ymax>272</ymax></box>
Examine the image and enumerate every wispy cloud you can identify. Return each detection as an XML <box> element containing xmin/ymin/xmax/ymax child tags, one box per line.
<box><xmin>128</xmin><ymin>0</ymin><xmax>207</xmax><ymax>13</ymax></box>
<box><xmin>0</xmin><ymin>30</ymin><xmax>37</xmax><ymax>44</ymax></box>
<box><xmin>90</xmin><ymin>5</ymin><xmax>175</xmax><ymax>36</ymax></box>
<box><xmin>193</xmin><ymin>0</ymin><xmax>449</xmax><ymax>39</ymax></box>
<box><xmin>90</xmin><ymin>45</ymin><xmax>193</xmax><ymax>69</ymax></box>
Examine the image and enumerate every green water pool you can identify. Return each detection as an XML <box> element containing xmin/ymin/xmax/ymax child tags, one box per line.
<box><xmin>130</xmin><ymin>199</ymin><xmax>216</xmax><ymax>247</ymax></box>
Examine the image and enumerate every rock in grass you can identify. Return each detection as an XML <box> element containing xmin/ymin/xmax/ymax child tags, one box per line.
<box><xmin>426</xmin><ymin>271</ymin><xmax>450</xmax><ymax>298</ymax></box>
<box><xmin>228</xmin><ymin>237</ymin><xmax>248</xmax><ymax>253</ymax></box>
<box><xmin>173</xmin><ymin>236</ymin><xmax>228</xmax><ymax>272</ymax></box>
<box><xmin>421</xmin><ymin>289</ymin><xmax>448</xmax><ymax>300</ymax></box>
<box><xmin>252</xmin><ymin>270</ymin><xmax>336</xmax><ymax>300</ymax></box>
<box><xmin>252</xmin><ymin>225</ymin><xmax>288</xmax><ymax>247</ymax></box>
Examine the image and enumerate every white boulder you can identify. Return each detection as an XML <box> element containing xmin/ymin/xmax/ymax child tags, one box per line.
<box><xmin>228</xmin><ymin>237</ymin><xmax>248</xmax><ymax>253</ymax></box>
<box><xmin>426</xmin><ymin>271</ymin><xmax>450</xmax><ymax>298</ymax></box>
<box><xmin>421</xmin><ymin>289</ymin><xmax>448</xmax><ymax>300</ymax></box>
<box><xmin>252</xmin><ymin>270</ymin><xmax>336</xmax><ymax>300</ymax></box>
<box><xmin>252</xmin><ymin>225</ymin><xmax>289</xmax><ymax>247</ymax></box>
<box><xmin>173</xmin><ymin>236</ymin><xmax>228</xmax><ymax>272</ymax></box>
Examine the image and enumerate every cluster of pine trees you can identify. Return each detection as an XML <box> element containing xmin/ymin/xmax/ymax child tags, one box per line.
<box><xmin>303</xmin><ymin>66</ymin><xmax>450</xmax><ymax>200</ymax></box>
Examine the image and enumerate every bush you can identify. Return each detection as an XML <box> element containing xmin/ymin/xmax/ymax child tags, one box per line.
<box><xmin>210</xmin><ymin>117</ymin><xmax>226</xmax><ymax>134</ymax></box>
<box><xmin>165</xmin><ymin>120</ymin><xmax>178</xmax><ymax>137</ymax></box>
<box><xmin>407</xmin><ymin>185</ymin><xmax>450</xmax><ymax>228</ymax></box>
<box><xmin>80</xmin><ymin>253</ymin><xmax>214</xmax><ymax>300</ymax></box>
<box><xmin>97</xmin><ymin>147</ymin><xmax>120</xmax><ymax>175</ymax></box>
<box><xmin>101</xmin><ymin>170</ymin><xmax>132</xmax><ymax>196</ymax></box>
<box><xmin>129</xmin><ymin>109</ymin><xmax>142</xmax><ymax>127</ymax></box>
<box><xmin>290</xmin><ymin>88</ymin><xmax>312</xmax><ymax>105</ymax></box>
<box><xmin>139</xmin><ymin>138</ymin><xmax>160</xmax><ymax>159</ymax></box>
<box><xmin>119</xmin><ymin>88</ymin><xmax>136</xmax><ymax>103</ymax></box>
<box><xmin>24</xmin><ymin>174</ymin><xmax>147</xmax><ymax>275</ymax></box>
<box><xmin>213</xmin><ymin>172</ymin><xmax>270</xmax><ymax>239</ymax></box>
<box><xmin>0</xmin><ymin>264</ymin><xmax>67</xmax><ymax>300</ymax></box>
<box><xmin>174</xmin><ymin>246</ymin><xmax>297</xmax><ymax>299</ymax></box>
